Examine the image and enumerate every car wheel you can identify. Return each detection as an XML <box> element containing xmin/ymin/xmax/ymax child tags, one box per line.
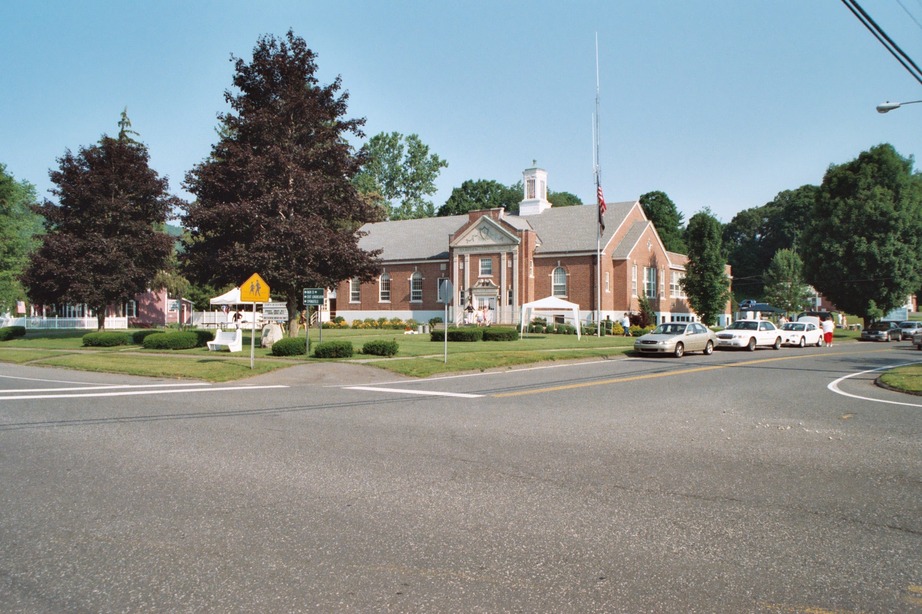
<box><xmin>704</xmin><ymin>340</ymin><xmax>714</xmax><ymax>355</ymax></box>
<box><xmin>674</xmin><ymin>342</ymin><xmax>685</xmax><ymax>358</ymax></box>
<box><xmin>798</xmin><ymin>336</ymin><xmax>806</xmax><ymax>348</ymax></box>
<box><xmin>817</xmin><ymin>337</ymin><xmax>824</xmax><ymax>347</ymax></box>
<box><xmin>747</xmin><ymin>337</ymin><xmax>757</xmax><ymax>351</ymax></box>
<box><xmin>773</xmin><ymin>336</ymin><xmax>782</xmax><ymax>350</ymax></box>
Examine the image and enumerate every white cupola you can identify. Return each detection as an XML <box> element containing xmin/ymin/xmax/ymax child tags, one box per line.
<box><xmin>518</xmin><ymin>162</ymin><xmax>550</xmax><ymax>216</ymax></box>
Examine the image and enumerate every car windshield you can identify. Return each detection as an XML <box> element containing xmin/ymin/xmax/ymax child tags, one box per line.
<box><xmin>782</xmin><ymin>323</ymin><xmax>804</xmax><ymax>331</ymax></box>
<box><xmin>900</xmin><ymin>322</ymin><xmax>916</xmax><ymax>329</ymax></box>
<box><xmin>869</xmin><ymin>322</ymin><xmax>892</xmax><ymax>331</ymax></box>
<box><xmin>727</xmin><ymin>321</ymin><xmax>758</xmax><ymax>331</ymax></box>
<box><xmin>652</xmin><ymin>324</ymin><xmax>687</xmax><ymax>335</ymax></box>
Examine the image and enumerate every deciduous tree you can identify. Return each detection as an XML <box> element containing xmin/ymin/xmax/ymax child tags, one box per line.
<box><xmin>639</xmin><ymin>191</ymin><xmax>685</xmax><ymax>253</ymax></box>
<box><xmin>180</xmin><ymin>31</ymin><xmax>382</xmax><ymax>336</ymax></box>
<box><xmin>0</xmin><ymin>164</ymin><xmax>42</xmax><ymax>314</ymax></box>
<box><xmin>21</xmin><ymin>117</ymin><xmax>175</xmax><ymax>329</ymax></box>
<box><xmin>354</xmin><ymin>131</ymin><xmax>447</xmax><ymax>220</ymax></box>
<box><xmin>681</xmin><ymin>209</ymin><xmax>731</xmax><ymax>326</ymax></box>
<box><xmin>801</xmin><ymin>144</ymin><xmax>922</xmax><ymax>325</ymax></box>
<box><xmin>437</xmin><ymin>179</ymin><xmax>520</xmax><ymax>216</ymax></box>
<box><xmin>762</xmin><ymin>248</ymin><xmax>813</xmax><ymax>315</ymax></box>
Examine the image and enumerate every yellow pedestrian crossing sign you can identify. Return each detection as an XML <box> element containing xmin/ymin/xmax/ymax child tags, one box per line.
<box><xmin>240</xmin><ymin>273</ymin><xmax>270</xmax><ymax>303</ymax></box>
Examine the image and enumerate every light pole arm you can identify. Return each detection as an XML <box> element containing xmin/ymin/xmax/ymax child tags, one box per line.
<box><xmin>877</xmin><ymin>99</ymin><xmax>922</xmax><ymax>113</ymax></box>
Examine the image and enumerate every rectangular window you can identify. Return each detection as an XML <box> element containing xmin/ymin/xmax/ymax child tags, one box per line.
<box><xmin>480</xmin><ymin>258</ymin><xmax>493</xmax><ymax>277</ymax></box>
<box><xmin>350</xmin><ymin>277</ymin><xmax>360</xmax><ymax>303</ymax></box>
<box><xmin>410</xmin><ymin>273</ymin><xmax>423</xmax><ymax>302</ymax></box>
<box><xmin>631</xmin><ymin>265</ymin><xmax>638</xmax><ymax>296</ymax></box>
<box><xmin>125</xmin><ymin>300</ymin><xmax>137</xmax><ymax>318</ymax></box>
<box><xmin>670</xmin><ymin>272</ymin><xmax>685</xmax><ymax>298</ymax></box>
<box><xmin>605</xmin><ymin>271</ymin><xmax>610</xmax><ymax>293</ymax></box>
<box><xmin>379</xmin><ymin>274</ymin><xmax>390</xmax><ymax>302</ymax></box>
<box><xmin>644</xmin><ymin>267</ymin><xmax>657</xmax><ymax>299</ymax></box>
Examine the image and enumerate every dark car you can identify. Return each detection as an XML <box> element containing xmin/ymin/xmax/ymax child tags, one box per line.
<box><xmin>860</xmin><ymin>321</ymin><xmax>902</xmax><ymax>342</ymax></box>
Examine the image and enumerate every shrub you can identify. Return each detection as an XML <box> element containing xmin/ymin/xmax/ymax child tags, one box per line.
<box><xmin>313</xmin><ymin>340</ymin><xmax>353</xmax><ymax>358</ymax></box>
<box><xmin>271</xmin><ymin>337</ymin><xmax>307</xmax><ymax>356</ymax></box>
<box><xmin>0</xmin><ymin>326</ymin><xmax>27</xmax><ymax>341</ymax></box>
<box><xmin>483</xmin><ymin>327</ymin><xmax>519</xmax><ymax>341</ymax></box>
<box><xmin>431</xmin><ymin>328</ymin><xmax>484</xmax><ymax>342</ymax></box>
<box><xmin>82</xmin><ymin>331</ymin><xmax>132</xmax><ymax>347</ymax></box>
<box><xmin>142</xmin><ymin>331</ymin><xmax>199</xmax><ymax>350</ymax></box>
<box><xmin>429</xmin><ymin>316</ymin><xmax>443</xmax><ymax>327</ymax></box>
<box><xmin>189</xmin><ymin>329</ymin><xmax>215</xmax><ymax>347</ymax></box>
<box><xmin>131</xmin><ymin>329</ymin><xmax>164</xmax><ymax>344</ymax></box>
<box><xmin>362</xmin><ymin>339</ymin><xmax>399</xmax><ymax>357</ymax></box>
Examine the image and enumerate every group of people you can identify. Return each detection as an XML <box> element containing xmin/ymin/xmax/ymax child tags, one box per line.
<box><xmin>464</xmin><ymin>304</ymin><xmax>491</xmax><ymax>326</ymax></box>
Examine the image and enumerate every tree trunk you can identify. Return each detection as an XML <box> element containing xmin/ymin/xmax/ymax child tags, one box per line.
<box><xmin>286</xmin><ymin>291</ymin><xmax>300</xmax><ymax>338</ymax></box>
<box><xmin>96</xmin><ymin>309</ymin><xmax>106</xmax><ymax>331</ymax></box>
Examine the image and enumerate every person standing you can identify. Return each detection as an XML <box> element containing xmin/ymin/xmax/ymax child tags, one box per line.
<box><xmin>621</xmin><ymin>314</ymin><xmax>631</xmax><ymax>337</ymax></box>
<box><xmin>822</xmin><ymin>316</ymin><xmax>834</xmax><ymax>347</ymax></box>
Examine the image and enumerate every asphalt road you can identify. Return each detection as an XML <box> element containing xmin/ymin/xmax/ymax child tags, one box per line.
<box><xmin>1</xmin><ymin>342</ymin><xmax>920</xmax><ymax>613</ymax></box>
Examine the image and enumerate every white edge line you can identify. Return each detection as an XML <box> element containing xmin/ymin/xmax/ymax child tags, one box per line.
<box><xmin>346</xmin><ymin>386</ymin><xmax>482</xmax><ymax>398</ymax></box>
<box><xmin>0</xmin><ymin>385</ymin><xmax>288</xmax><ymax>401</ymax></box>
<box><xmin>3</xmin><ymin>383</ymin><xmax>213</xmax><ymax>393</ymax></box>
<box><xmin>828</xmin><ymin>360</ymin><xmax>922</xmax><ymax>408</ymax></box>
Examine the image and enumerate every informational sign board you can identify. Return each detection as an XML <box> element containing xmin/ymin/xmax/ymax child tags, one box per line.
<box><xmin>262</xmin><ymin>302</ymin><xmax>289</xmax><ymax>323</ymax></box>
<box><xmin>303</xmin><ymin>288</ymin><xmax>324</xmax><ymax>306</ymax></box>
<box><xmin>240</xmin><ymin>273</ymin><xmax>270</xmax><ymax>303</ymax></box>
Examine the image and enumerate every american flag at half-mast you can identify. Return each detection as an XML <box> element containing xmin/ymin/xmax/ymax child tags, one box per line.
<box><xmin>597</xmin><ymin>183</ymin><xmax>606</xmax><ymax>231</ymax></box>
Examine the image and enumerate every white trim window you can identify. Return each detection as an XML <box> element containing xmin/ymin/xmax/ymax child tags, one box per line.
<box><xmin>410</xmin><ymin>272</ymin><xmax>423</xmax><ymax>302</ymax></box>
<box><xmin>379</xmin><ymin>272</ymin><xmax>391</xmax><ymax>302</ymax></box>
<box><xmin>350</xmin><ymin>277</ymin><xmax>361</xmax><ymax>303</ymax></box>
<box><xmin>644</xmin><ymin>266</ymin><xmax>657</xmax><ymax>299</ymax></box>
<box><xmin>670</xmin><ymin>271</ymin><xmax>685</xmax><ymax>298</ymax></box>
<box><xmin>480</xmin><ymin>257</ymin><xmax>493</xmax><ymax>277</ymax></box>
<box><xmin>552</xmin><ymin>266</ymin><xmax>567</xmax><ymax>297</ymax></box>
<box><xmin>125</xmin><ymin>300</ymin><xmax>137</xmax><ymax>318</ymax></box>
<box><xmin>605</xmin><ymin>271</ymin><xmax>610</xmax><ymax>293</ymax></box>
<box><xmin>632</xmin><ymin>264</ymin><xmax>638</xmax><ymax>296</ymax></box>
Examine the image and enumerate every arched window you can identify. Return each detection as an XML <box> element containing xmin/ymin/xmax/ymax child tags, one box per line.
<box><xmin>410</xmin><ymin>272</ymin><xmax>423</xmax><ymax>302</ymax></box>
<box><xmin>379</xmin><ymin>272</ymin><xmax>391</xmax><ymax>302</ymax></box>
<box><xmin>552</xmin><ymin>267</ymin><xmax>567</xmax><ymax>297</ymax></box>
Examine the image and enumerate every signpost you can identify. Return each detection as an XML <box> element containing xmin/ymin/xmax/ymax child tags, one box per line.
<box><xmin>437</xmin><ymin>279</ymin><xmax>453</xmax><ymax>364</ymax></box>
<box><xmin>241</xmin><ymin>273</ymin><xmax>270</xmax><ymax>369</ymax></box>
<box><xmin>303</xmin><ymin>288</ymin><xmax>324</xmax><ymax>355</ymax></box>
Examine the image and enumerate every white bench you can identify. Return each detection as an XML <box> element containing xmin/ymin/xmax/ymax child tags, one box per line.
<box><xmin>207</xmin><ymin>329</ymin><xmax>242</xmax><ymax>352</ymax></box>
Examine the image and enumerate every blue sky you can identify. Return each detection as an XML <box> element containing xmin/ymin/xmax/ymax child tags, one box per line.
<box><xmin>2</xmin><ymin>1</ymin><xmax>921</xmax><ymax>223</ymax></box>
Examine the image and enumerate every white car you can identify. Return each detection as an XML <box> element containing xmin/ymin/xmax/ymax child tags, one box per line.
<box><xmin>716</xmin><ymin>319</ymin><xmax>783</xmax><ymax>351</ymax></box>
<box><xmin>780</xmin><ymin>321</ymin><xmax>824</xmax><ymax>347</ymax></box>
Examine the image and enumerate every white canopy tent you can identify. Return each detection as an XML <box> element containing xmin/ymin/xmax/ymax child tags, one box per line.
<box><xmin>209</xmin><ymin>287</ymin><xmax>242</xmax><ymax>305</ymax></box>
<box><xmin>519</xmin><ymin>296</ymin><xmax>582</xmax><ymax>340</ymax></box>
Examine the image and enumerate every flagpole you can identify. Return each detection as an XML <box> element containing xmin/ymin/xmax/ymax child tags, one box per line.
<box><xmin>594</xmin><ymin>33</ymin><xmax>602</xmax><ymax>337</ymax></box>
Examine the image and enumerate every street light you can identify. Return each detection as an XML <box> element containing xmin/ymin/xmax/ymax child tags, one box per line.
<box><xmin>876</xmin><ymin>99</ymin><xmax>922</xmax><ymax>113</ymax></box>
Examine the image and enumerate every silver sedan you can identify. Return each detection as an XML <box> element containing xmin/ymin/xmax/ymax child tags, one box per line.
<box><xmin>633</xmin><ymin>322</ymin><xmax>718</xmax><ymax>358</ymax></box>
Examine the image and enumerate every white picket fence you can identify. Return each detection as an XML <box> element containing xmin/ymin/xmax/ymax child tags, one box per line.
<box><xmin>1</xmin><ymin>316</ymin><xmax>129</xmax><ymax>330</ymax></box>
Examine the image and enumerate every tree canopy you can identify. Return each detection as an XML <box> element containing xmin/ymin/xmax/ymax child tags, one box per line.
<box><xmin>437</xmin><ymin>179</ymin><xmax>520</xmax><ymax>217</ymax></box>
<box><xmin>180</xmin><ymin>30</ymin><xmax>382</xmax><ymax>335</ymax></box>
<box><xmin>21</xmin><ymin>118</ymin><xmax>175</xmax><ymax>329</ymax></box>
<box><xmin>547</xmin><ymin>190</ymin><xmax>582</xmax><ymax>208</ymax></box>
<box><xmin>353</xmin><ymin>131</ymin><xmax>447</xmax><ymax>220</ymax></box>
<box><xmin>0</xmin><ymin>164</ymin><xmax>43</xmax><ymax>314</ymax></box>
<box><xmin>681</xmin><ymin>209</ymin><xmax>731</xmax><ymax>326</ymax></box>
<box><xmin>639</xmin><ymin>191</ymin><xmax>685</xmax><ymax>253</ymax></box>
<box><xmin>800</xmin><ymin>143</ymin><xmax>922</xmax><ymax>325</ymax></box>
<box><xmin>762</xmin><ymin>248</ymin><xmax>813</xmax><ymax>315</ymax></box>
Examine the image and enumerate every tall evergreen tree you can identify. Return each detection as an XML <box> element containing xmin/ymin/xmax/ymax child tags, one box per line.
<box><xmin>801</xmin><ymin>144</ymin><xmax>922</xmax><ymax>325</ymax></box>
<box><xmin>639</xmin><ymin>191</ymin><xmax>686</xmax><ymax>253</ymax></box>
<box><xmin>0</xmin><ymin>164</ymin><xmax>43</xmax><ymax>314</ymax></box>
<box><xmin>681</xmin><ymin>209</ymin><xmax>731</xmax><ymax>326</ymax></box>
<box><xmin>21</xmin><ymin>116</ymin><xmax>175</xmax><ymax>329</ymax></box>
<box><xmin>181</xmin><ymin>31</ymin><xmax>382</xmax><ymax>336</ymax></box>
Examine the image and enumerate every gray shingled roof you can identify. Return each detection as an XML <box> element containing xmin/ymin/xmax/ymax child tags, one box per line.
<box><xmin>610</xmin><ymin>221</ymin><xmax>650</xmax><ymax>260</ymax></box>
<box><xmin>356</xmin><ymin>201</ymin><xmax>638</xmax><ymax>261</ymax></box>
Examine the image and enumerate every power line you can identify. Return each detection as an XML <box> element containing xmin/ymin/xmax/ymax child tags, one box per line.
<box><xmin>841</xmin><ymin>0</ymin><xmax>922</xmax><ymax>86</ymax></box>
<box><xmin>896</xmin><ymin>0</ymin><xmax>922</xmax><ymax>31</ymax></box>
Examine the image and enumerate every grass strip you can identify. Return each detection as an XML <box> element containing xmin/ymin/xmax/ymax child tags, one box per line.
<box><xmin>879</xmin><ymin>364</ymin><xmax>922</xmax><ymax>394</ymax></box>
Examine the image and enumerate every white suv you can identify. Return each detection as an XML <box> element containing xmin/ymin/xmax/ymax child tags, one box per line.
<box><xmin>716</xmin><ymin>319</ymin><xmax>783</xmax><ymax>351</ymax></box>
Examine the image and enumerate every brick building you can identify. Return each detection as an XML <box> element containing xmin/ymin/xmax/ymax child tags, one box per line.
<box><xmin>334</xmin><ymin>166</ymin><xmax>732</xmax><ymax>327</ymax></box>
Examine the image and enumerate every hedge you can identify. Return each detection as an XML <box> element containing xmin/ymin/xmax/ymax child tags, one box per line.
<box><xmin>82</xmin><ymin>331</ymin><xmax>132</xmax><ymax>347</ymax></box>
<box><xmin>482</xmin><ymin>327</ymin><xmax>519</xmax><ymax>341</ymax></box>
<box><xmin>0</xmin><ymin>326</ymin><xmax>27</xmax><ymax>341</ymax></box>
<box><xmin>142</xmin><ymin>331</ymin><xmax>199</xmax><ymax>350</ymax></box>
<box><xmin>430</xmin><ymin>328</ymin><xmax>484</xmax><ymax>342</ymax></box>
<box><xmin>189</xmin><ymin>329</ymin><xmax>215</xmax><ymax>347</ymax></box>
<box><xmin>362</xmin><ymin>339</ymin><xmax>399</xmax><ymax>357</ymax></box>
<box><xmin>313</xmin><ymin>340</ymin><xmax>353</xmax><ymax>359</ymax></box>
<box><xmin>131</xmin><ymin>329</ymin><xmax>164</xmax><ymax>344</ymax></box>
<box><xmin>271</xmin><ymin>337</ymin><xmax>307</xmax><ymax>357</ymax></box>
